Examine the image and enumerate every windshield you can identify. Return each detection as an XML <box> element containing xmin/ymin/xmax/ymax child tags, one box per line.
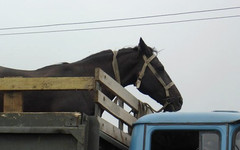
<box><xmin>151</xmin><ymin>130</ymin><xmax>220</xmax><ymax>150</ymax></box>
<box><xmin>235</xmin><ymin>131</ymin><xmax>240</xmax><ymax>150</ymax></box>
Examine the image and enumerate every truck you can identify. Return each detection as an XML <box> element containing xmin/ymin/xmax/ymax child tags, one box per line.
<box><xmin>1</xmin><ymin>111</ymin><xmax>239</xmax><ymax>150</ymax></box>
<box><xmin>0</xmin><ymin>68</ymin><xmax>239</xmax><ymax>150</ymax></box>
<box><xmin>130</xmin><ymin>111</ymin><xmax>240</xmax><ymax>150</ymax></box>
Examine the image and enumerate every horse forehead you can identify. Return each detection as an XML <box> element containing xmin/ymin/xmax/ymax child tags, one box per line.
<box><xmin>148</xmin><ymin>55</ymin><xmax>164</xmax><ymax>69</ymax></box>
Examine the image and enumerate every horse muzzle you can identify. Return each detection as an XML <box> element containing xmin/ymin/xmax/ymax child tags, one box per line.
<box><xmin>163</xmin><ymin>96</ymin><xmax>183</xmax><ymax>112</ymax></box>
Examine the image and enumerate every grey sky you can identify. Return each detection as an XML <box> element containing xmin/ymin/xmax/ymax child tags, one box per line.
<box><xmin>0</xmin><ymin>0</ymin><xmax>239</xmax><ymax>113</ymax></box>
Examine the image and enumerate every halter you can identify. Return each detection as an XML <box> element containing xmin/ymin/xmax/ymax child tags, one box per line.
<box><xmin>112</xmin><ymin>51</ymin><xmax>175</xmax><ymax>112</ymax></box>
<box><xmin>135</xmin><ymin>54</ymin><xmax>175</xmax><ymax>97</ymax></box>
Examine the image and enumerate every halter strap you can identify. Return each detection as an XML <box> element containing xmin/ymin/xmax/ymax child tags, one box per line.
<box><xmin>112</xmin><ymin>51</ymin><xmax>121</xmax><ymax>83</ymax></box>
<box><xmin>135</xmin><ymin>55</ymin><xmax>156</xmax><ymax>88</ymax></box>
<box><xmin>136</xmin><ymin>54</ymin><xmax>175</xmax><ymax>97</ymax></box>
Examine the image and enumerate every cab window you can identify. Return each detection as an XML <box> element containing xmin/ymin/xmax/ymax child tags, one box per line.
<box><xmin>200</xmin><ymin>132</ymin><xmax>220</xmax><ymax>150</ymax></box>
<box><xmin>151</xmin><ymin>130</ymin><xmax>220</xmax><ymax>150</ymax></box>
<box><xmin>235</xmin><ymin>131</ymin><xmax>240</xmax><ymax>150</ymax></box>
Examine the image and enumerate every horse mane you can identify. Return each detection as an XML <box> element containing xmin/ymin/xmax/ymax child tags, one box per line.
<box><xmin>36</xmin><ymin>50</ymin><xmax>113</xmax><ymax>71</ymax></box>
<box><xmin>79</xmin><ymin>50</ymin><xmax>113</xmax><ymax>63</ymax></box>
<box><xmin>36</xmin><ymin>45</ymin><xmax>157</xmax><ymax>71</ymax></box>
<box><xmin>36</xmin><ymin>62</ymin><xmax>69</xmax><ymax>71</ymax></box>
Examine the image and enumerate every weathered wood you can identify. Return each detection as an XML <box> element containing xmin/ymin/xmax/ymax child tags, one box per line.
<box><xmin>95</xmin><ymin>68</ymin><xmax>139</xmax><ymax>112</ymax></box>
<box><xmin>95</xmin><ymin>90</ymin><xmax>137</xmax><ymax>127</ymax></box>
<box><xmin>97</xmin><ymin>117</ymin><xmax>131</xmax><ymax>146</ymax></box>
<box><xmin>94</xmin><ymin>82</ymin><xmax>102</xmax><ymax>117</ymax></box>
<box><xmin>117</xmin><ymin>98</ymin><xmax>124</xmax><ymax>130</ymax></box>
<box><xmin>0</xmin><ymin>77</ymin><xmax>94</xmax><ymax>112</ymax></box>
<box><xmin>0</xmin><ymin>112</ymin><xmax>81</xmax><ymax>127</ymax></box>
<box><xmin>0</xmin><ymin>77</ymin><xmax>95</xmax><ymax>91</ymax></box>
<box><xmin>3</xmin><ymin>92</ymin><xmax>23</xmax><ymax>112</ymax></box>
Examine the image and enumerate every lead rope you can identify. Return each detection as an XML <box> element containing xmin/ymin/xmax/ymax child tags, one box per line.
<box><xmin>135</xmin><ymin>101</ymin><xmax>170</xmax><ymax>118</ymax></box>
<box><xmin>140</xmin><ymin>101</ymin><xmax>170</xmax><ymax>113</ymax></box>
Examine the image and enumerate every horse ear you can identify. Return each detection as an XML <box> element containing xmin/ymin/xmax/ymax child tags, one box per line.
<box><xmin>138</xmin><ymin>38</ymin><xmax>151</xmax><ymax>56</ymax></box>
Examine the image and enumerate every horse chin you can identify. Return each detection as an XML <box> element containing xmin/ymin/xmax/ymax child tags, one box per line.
<box><xmin>161</xmin><ymin>97</ymin><xmax>183</xmax><ymax>112</ymax></box>
<box><xmin>163</xmin><ymin>103</ymin><xmax>181</xmax><ymax>112</ymax></box>
<box><xmin>163</xmin><ymin>104</ymin><xmax>176</xmax><ymax>112</ymax></box>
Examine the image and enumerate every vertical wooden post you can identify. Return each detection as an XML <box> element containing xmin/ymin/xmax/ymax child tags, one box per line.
<box><xmin>94</xmin><ymin>81</ymin><xmax>101</xmax><ymax>117</ymax></box>
<box><xmin>3</xmin><ymin>92</ymin><xmax>23</xmax><ymax>112</ymax></box>
<box><xmin>118</xmin><ymin>99</ymin><xmax>124</xmax><ymax>130</ymax></box>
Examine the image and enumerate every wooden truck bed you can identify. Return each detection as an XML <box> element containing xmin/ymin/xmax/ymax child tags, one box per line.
<box><xmin>0</xmin><ymin>68</ymin><xmax>152</xmax><ymax>150</ymax></box>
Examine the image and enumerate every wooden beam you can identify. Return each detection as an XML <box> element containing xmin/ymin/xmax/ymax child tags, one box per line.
<box><xmin>3</xmin><ymin>92</ymin><xmax>23</xmax><ymax>112</ymax></box>
<box><xmin>95</xmin><ymin>68</ymin><xmax>139</xmax><ymax>112</ymax></box>
<box><xmin>0</xmin><ymin>77</ymin><xmax>95</xmax><ymax>91</ymax></box>
<box><xmin>97</xmin><ymin>117</ymin><xmax>131</xmax><ymax>146</ymax></box>
<box><xmin>95</xmin><ymin>90</ymin><xmax>137</xmax><ymax>127</ymax></box>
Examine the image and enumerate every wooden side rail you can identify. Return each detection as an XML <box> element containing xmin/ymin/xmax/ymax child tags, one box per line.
<box><xmin>0</xmin><ymin>68</ymin><xmax>150</xmax><ymax>147</ymax></box>
<box><xmin>97</xmin><ymin>117</ymin><xmax>131</xmax><ymax>146</ymax></box>
<box><xmin>94</xmin><ymin>68</ymin><xmax>145</xmax><ymax>146</ymax></box>
<box><xmin>0</xmin><ymin>77</ymin><xmax>95</xmax><ymax>112</ymax></box>
<box><xmin>95</xmin><ymin>90</ymin><xmax>137</xmax><ymax>127</ymax></box>
<box><xmin>95</xmin><ymin>68</ymin><xmax>139</xmax><ymax>112</ymax></box>
<box><xmin>0</xmin><ymin>77</ymin><xmax>94</xmax><ymax>91</ymax></box>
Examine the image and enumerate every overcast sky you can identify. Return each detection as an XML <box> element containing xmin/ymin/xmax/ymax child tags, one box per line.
<box><xmin>0</xmin><ymin>1</ymin><xmax>239</xmax><ymax>114</ymax></box>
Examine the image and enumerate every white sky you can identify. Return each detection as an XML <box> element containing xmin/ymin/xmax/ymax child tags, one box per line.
<box><xmin>0</xmin><ymin>1</ymin><xmax>240</xmax><ymax>114</ymax></box>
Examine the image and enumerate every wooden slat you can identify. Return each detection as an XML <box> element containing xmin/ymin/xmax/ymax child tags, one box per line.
<box><xmin>3</xmin><ymin>92</ymin><xmax>23</xmax><ymax>112</ymax></box>
<box><xmin>0</xmin><ymin>77</ymin><xmax>94</xmax><ymax>91</ymax></box>
<box><xmin>97</xmin><ymin>117</ymin><xmax>131</xmax><ymax>146</ymax></box>
<box><xmin>95</xmin><ymin>68</ymin><xmax>139</xmax><ymax>111</ymax></box>
<box><xmin>95</xmin><ymin>90</ymin><xmax>137</xmax><ymax>127</ymax></box>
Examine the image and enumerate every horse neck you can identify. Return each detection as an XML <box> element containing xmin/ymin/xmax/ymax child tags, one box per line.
<box><xmin>73</xmin><ymin>50</ymin><xmax>117</xmax><ymax>78</ymax></box>
<box><xmin>116</xmin><ymin>48</ymin><xmax>141</xmax><ymax>87</ymax></box>
<box><xmin>74</xmin><ymin>48</ymin><xmax>141</xmax><ymax>87</ymax></box>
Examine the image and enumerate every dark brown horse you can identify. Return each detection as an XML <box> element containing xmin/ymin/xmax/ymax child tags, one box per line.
<box><xmin>0</xmin><ymin>38</ymin><xmax>182</xmax><ymax>115</ymax></box>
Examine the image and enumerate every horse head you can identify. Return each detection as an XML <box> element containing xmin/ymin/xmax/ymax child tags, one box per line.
<box><xmin>116</xmin><ymin>38</ymin><xmax>183</xmax><ymax>112</ymax></box>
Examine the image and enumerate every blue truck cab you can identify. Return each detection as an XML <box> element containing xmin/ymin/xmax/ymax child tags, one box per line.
<box><xmin>130</xmin><ymin>111</ymin><xmax>240</xmax><ymax>150</ymax></box>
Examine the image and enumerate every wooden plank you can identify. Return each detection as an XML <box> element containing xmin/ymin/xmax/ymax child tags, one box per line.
<box><xmin>95</xmin><ymin>90</ymin><xmax>137</xmax><ymax>127</ymax></box>
<box><xmin>3</xmin><ymin>92</ymin><xmax>23</xmax><ymax>112</ymax></box>
<box><xmin>0</xmin><ymin>112</ymin><xmax>81</xmax><ymax>126</ymax></box>
<box><xmin>117</xmin><ymin>98</ymin><xmax>124</xmax><ymax>130</ymax></box>
<box><xmin>0</xmin><ymin>77</ymin><xmax>94</xmax><ymax>91</ymax></box>
<box><xmin>95</xmin><ymin>68</ymin><xmax>139</xmax><ymax>111</ymax></box>
<box><xmin>97</xmin><ymin>117</ymin><xmax>131</xmax><ymax>146</ymax></box>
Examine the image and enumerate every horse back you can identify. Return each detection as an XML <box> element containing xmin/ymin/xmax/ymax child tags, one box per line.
<box><xmin>0</xmin><ymin>66</ymin><xmax>35</xmax><ymax>77</ymax></box>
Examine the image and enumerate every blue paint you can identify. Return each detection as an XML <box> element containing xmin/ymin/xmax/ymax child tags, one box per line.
<box><xmin>130</xmin><ymin>111</ymin><xmax>240</xmax><ymax>150</ymax></box>
<box><xmin>135</xmin><ymin>111</ymin><xmax>240</xmax><ymax>124</ymax></box>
